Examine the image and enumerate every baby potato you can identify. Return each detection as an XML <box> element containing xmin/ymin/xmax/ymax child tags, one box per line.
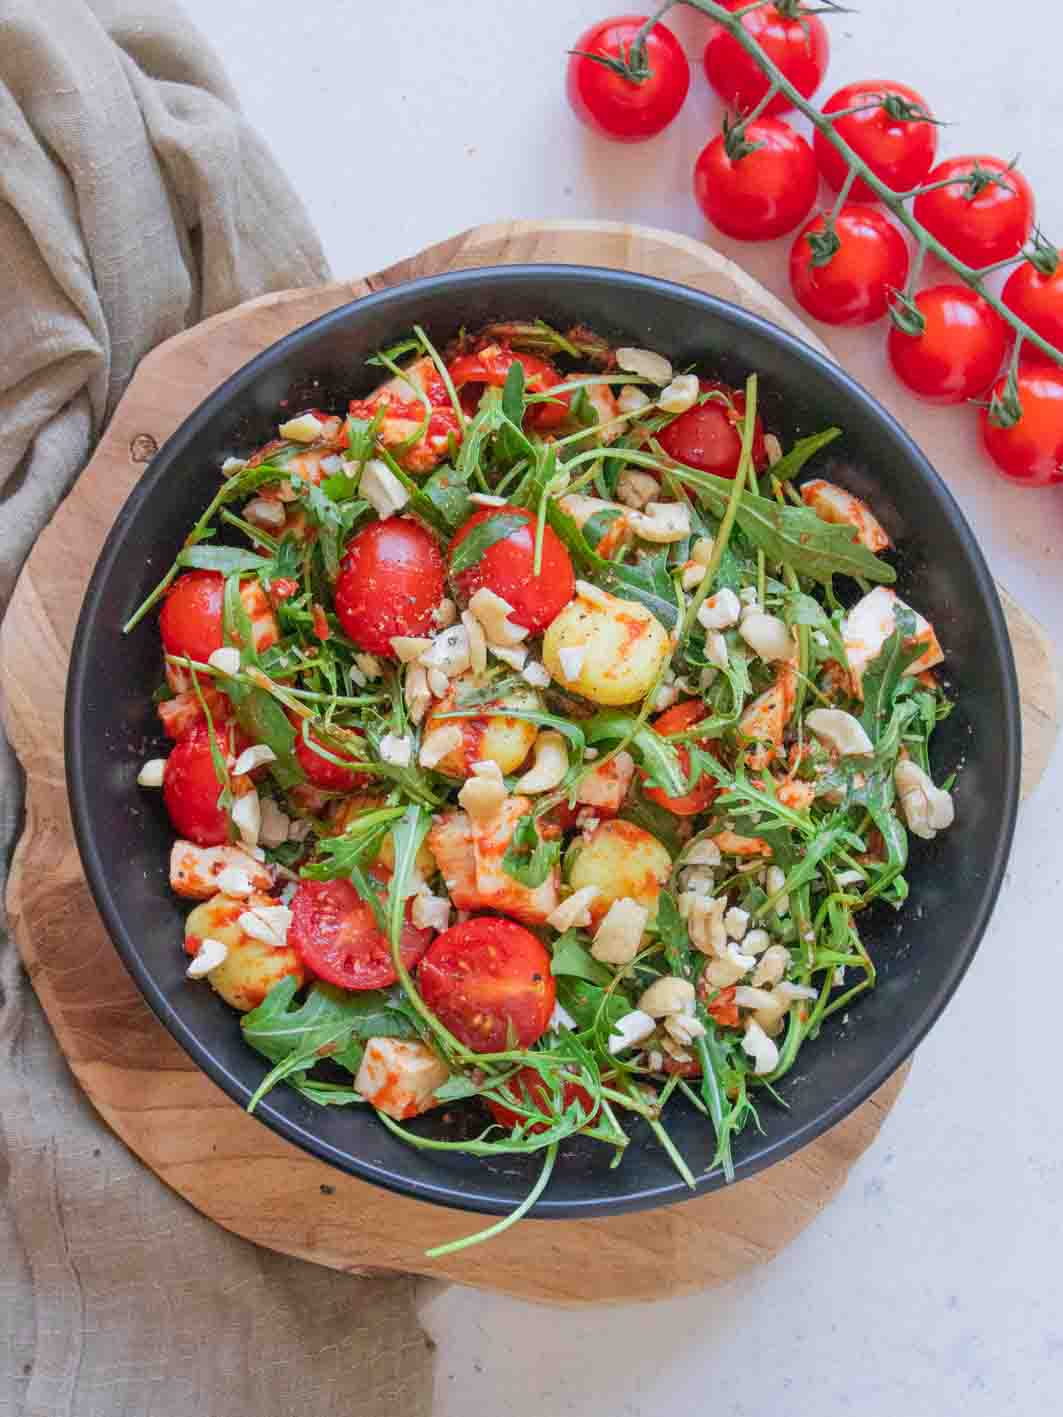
<box><xmin>423</xmin><ymin>680</ymin><xmax>541</xmax><ymax>778</ymax></box>
<box><xmin>184</xmin><ymin>892</ymin><xmax>304</xmax><ymax>1013</ymax></box>
<box><xmin>567</xmin><ymin>819</ymin><xmax>672</xmax><ymax>925</ymax></box>
<box><xmin>542</xmin><ymin>583</ymin><xmax>669</xmax><ymax>706</ymax></box>
<box><xmin>326</xmin><ymin>794</ymin><xmax>437</xmax><ymax>878</ymax></box>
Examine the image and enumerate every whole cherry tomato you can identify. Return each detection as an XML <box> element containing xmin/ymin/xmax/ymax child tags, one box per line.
<box><xmin>914</xmin><ymin>155</ymin><xmax>1035</xmax><ymax>270</ymax></box>
<box><xmin>567</xmin><ymin>15</ymin><xmax>690</xmax><ymax>143</ymax></box>
<box><xmin>657</xmin><ymin>379</ymin><xmax>767</xmax><ymax>478</ymax></box>
<box><xmin>294</xmin><ymin>724</ymin><xmax>371</xmax><ymax>792</ymax></box>
<box><xmin>642</xmin><ymin>699</ymin><xmax>722</xmax><ymax>817</ymax></box>
<box><xmin>288</xmin><ymin>879</ymin><xmax>433</xmax><ymax>990</ymax></box>
<box><xmin>693</xmin><ymin>117</ymin><xmax>818</xmax><ymax>242</ymax></box>
<box><xmin>981</xmin><ymin>361</ymin><xmax>1063</xmax><ymax>486</ymax></box>
<box><xmin>162</xmin><ymin>721</ymin><xmax>234</xmax><ymax>846</ymax></box>
<box><xmin>1002</xmin><ymin>261</ymin><xmax>1063</xmax><ymax>354</ymax></box>
<box><xmin>334</xmin><ymin>519</ymin><xmax>444</xmax><ymax>657</ymax></box>
<box><xmin>417</xmin><ymin>916</ymin><xmax>555</xmax><ymax>1053</ymax></box>
<box><xmin>790</xmin><ymin>205</ymin><xmax>909</xmax><ymax>326</ymax></box>
<box><xmin>160</xmin><ymin>570</ymin><xmax>226</xmax><ymax>663</ymax></box>
<box><xmin>448</xmin><ymin>506</ymin><xmax>574</xmax><ymax>634</ymax></box>
<box><xmin>887</xmin><ymin>285</ymin><xmax>1008</xmax><ymax>404</ymax></box>
<box><xmin>702</xmin><ymin>2</ymin><xmax>828</xmax><ymax>117</ymax></box>
<box><xmin>485</xmin><ymin>1066</ymin><xmax>598</xmax><ymax>1134</ymax></box>
<box><xmin>815</xmin><ymin>80</ymin><xmax>938</xmax><ymax>201</ymax></box>
<box><xmin>447</xmin><ymin>347</ymin><xmax>569</xmax><ymax>430</ymax></box>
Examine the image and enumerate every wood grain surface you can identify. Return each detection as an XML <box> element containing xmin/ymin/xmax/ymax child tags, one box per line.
<box><xmin>2</xmin><ymin>220</ymin><xmax>1056</xmax><ymax>1304</ymax></box>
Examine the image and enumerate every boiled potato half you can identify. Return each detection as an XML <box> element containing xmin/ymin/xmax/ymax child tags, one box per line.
<box><xmin>184</xmin><ymin>892</ymin><xmax>304</xmax><ymax>1013</ymax></box>
<box><xmin>567</xmin><ymin>819</ymin><xmax>672</xmax><ymax>925</ymax></box>
<box><xmin>542</xmin><ymin>583</ymin><xmax>669</xmax><ymax>706</ymax></box>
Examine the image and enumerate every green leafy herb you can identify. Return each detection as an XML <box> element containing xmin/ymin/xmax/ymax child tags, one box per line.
<box><xmin>448</xmin><ymin>512</ymin><xmax>527</xmax><ymax>574</ymax></box>
<box><xmin>549</xmin><ymin>930</ymin><xmax>614</xmax><ymax>986</ymax></box>
<box><xmin>501</xmin><ymin>811</ymin><xmax>562</xmax><ymax>888</ymax></box>
<box><xmin>178</xmin><ymin>546</ymin><xmax>271</xmax><ymax>575</ymax></box>
<box><xmin>859</xmin><ymin>605</ymin><xmax>923</xmax><ymax>743</ymax></box>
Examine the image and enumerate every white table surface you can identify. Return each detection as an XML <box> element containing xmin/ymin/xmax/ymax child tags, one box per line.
<box><xmin>181</xmin><ymin>2</ymin><xmax>1062</xmax><ymax>1411</ymax></box>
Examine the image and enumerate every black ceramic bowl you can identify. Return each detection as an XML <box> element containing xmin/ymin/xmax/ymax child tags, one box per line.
<box><xmin>66</xmin><ymin>266</ymin><xmax>1020</xmax><ymax>1217</ymax></box>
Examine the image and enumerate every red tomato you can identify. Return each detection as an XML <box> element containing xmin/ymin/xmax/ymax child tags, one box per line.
<box><xmin>1002</xmin><ymin>262</ymin><xmax>1063</xmax><ymax>354</ymax></box>
<box><xmin>706</xmin><ymin>985</ymin><xmax>740</xmax><ymax>1029</ymax></box>
<box><xmin>294</xmin><ymin>725</ymin><xmax>370</xmax><ymax>792</ymax></box>
<box><xmin>417</xmin><ymin>917</ymin><xmax>556</xmax><ymax>1053</ymax></box>
<box><xmin>159</xmin><ymin>570</ymin><xmax>225</xmax><ymax>663</ymax></box>
<box><xmin>334</xmin><ymin>519</ymin><xmax>444</xmax><ymax>657</ymax></box>
<box><xmin>162</xmin><ymin>722</ymin><xmax>232</xmax><ymax>846</ymax></box>
<box><xmin>888</xmin><ymin>285</ymin><xmax>1009</xmax><ymax>404</ymax></box>
<box><xmin>657</xmin><ymin>380</ymin><xmax>767</xmax><ymax>479</ymax></box>
<box><xmin>643</xmin><ymin>699</ymin><xmax>722</xmax><ymax>817</ymax></box>
<box><xmin>567</xmin><ymin>15</ymin><xmax>690</xmax><ymax>143</ymax></box>
<box><xmin>914</xmin><ymin>156</ymin><xmax>1035</xmax><ymax>270</ymax></box>
<box><xmin>448</xmin><ymin>506</ymin><xmax>574</xmax><ymax>633</ymax></box>
<box><xmin>702</xmin><ymin>2</ymin><xmax>828</xmax><ymax>117</ymax></box>
<box><xmin>981</xmin><ymin>361</ymin><xmax>1063</xmax><ymax>487</ymax></box>
<box><xmin>693</xmin><ymin>117</ymin><xmax>817</xmax><ymax>242</ymax></box>
<box><xmin>447</xmin><ymin>347</ymin><xmax>569</xmax><ymax>431</ymax></box>
<box><xmin>790</xmin><ymin>206</ymin><xmax>909</xmax><ymax>326</ymax></box>
<box><xmin>815</xmin><ymin>81</ymin><xmax>938</xmax><ymax>201</ymax></box>
<box><xmin>485</xmin><ymin>1066</ymin><xmax>598</xmax><ymax>1134</ymax></box>
<box><xmin>288</xmin><ymin>879</ymin><xmax>433</xmax><ymax>990</ymax></box>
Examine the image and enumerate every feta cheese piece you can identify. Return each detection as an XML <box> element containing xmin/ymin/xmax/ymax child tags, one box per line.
<box><xmin>419</xmin><ymin>725</ymin><xmax>464</xmax><ymax>770</ymax></box>
<box><xmin>752</xmin><ymin>944</ymin><xmax>791</xmax><ymax>987</ymax></box>
<box><xmin>607</xmin><ymin>1009</ymin><xmax>657</xmax><ymax>1055</ymax></box>
<box><xmin>230</xmin><ymin>791</ymin><xmax>261</xmax><ymax>849</ymax></box>
<box><xmin>521</xmin><ymin>659</ymin><xmax>551</xmax><ymax>688</ymax></box>
<box><xmin>546</xmin><ymin>885</ymin><xmax>600</xmax><ymax>932</ymax></box>
<box><xmin>549</xmin><ymin>1000</ymin><xmax>578</xmax><ymax>1033</ymax></box>
<box><xmin>461</xmin><ymin>611</ymin><xmax>488</xmax><ymax>675</ymax></box>
<box><xmin>379</xmin><ymin>732</ymin><xmax>413</xmax><ymax>767</ymax></box>
<box><xmin>360</xmin><ymin>458</ymin><xmax>409</xmax><ymax>520</ymax></box>
<box><xmin>765</xmin><ymin>864</ymin><xmax>789</xmax><ymax>916</ymax></box>
<box><xmin>403</xmin><ymin>664</ymin><xmax>432</xmax><ymax>725</ymax></box>
<box><xmin>420</xmin><ymin>625</ymin><xmax>471</xmax><ymax>680</ymax></box>
<box><xmin>238</xmin><ymin>904</ymin><xmax>292</xmax><ymax>949</ymax></box>
<box><xmin>742</xmin><ymin>1018</ymin><xmax>780</xmax><ymax>1075</ymax></box>
<box><xmin>432</xmin><ymin>597</ymin><xmax>458</xmax><ymax>629</ymax></box>
<box><xmin>557</xmin><ymin>646</ymin><xmax>586</xmax><ymax>683</ymax></box>
<box><xmin>704</xmin><ymin>630</ymin><xmax>729</xmax><ymax>670</ymax></box>
<box><xmin>591</xmin><ymin>897</ymin><xmax>648</xmax><ymax>965</ymax></box>
<box><xmin>411</xmin><ymin>890</ymin><xmax>451</xmax><ymax>933</ymax></box>
<box><xmin>391</xmin><ymin>635</ymin><xmax>433</xmax><ymax>663</ymax></box>
<box><xmin>186</xmin><ymin>937</ymin><xmax>229</xmax><ymax>978</ymax></box>
<box><xmin>355</xmin><ymin>1038</ymin><xmax>450</xmax><ymax>1120</ymax></box>
<box><xmin>215</xmin><ymin>865</ymin><xmax>254</xmax><ymax>898</ymax></box>
<box><xmin>208</xmin><ymin>646</ymin><xmax>241</xmax><ymax>676</ymax></box>
<box><xmin>278</xmin><ymin>412</ymin><xmax>324</xmax><ymax>443</ymax></box>
<box><xmin>468</xmin><ymin>493</ymin><xmax>508</xmax><ymax>507</ymax></box>
<box><xmin>697</xmin><ymin>588</ymin><xmax>741</xmax><ymax>632</ymax></box>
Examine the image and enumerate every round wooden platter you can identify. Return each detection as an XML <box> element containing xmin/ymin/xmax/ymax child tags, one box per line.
<box><xmin>2</xmin><ymin>220</ymin><xmax>1057</xmax><ymax>1305</ymax></box>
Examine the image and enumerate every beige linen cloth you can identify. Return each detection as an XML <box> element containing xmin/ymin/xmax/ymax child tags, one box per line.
<box><xmin>0</xmin><ymin>3</ymin><xmax>433</xmax><ymax>1413</ymax></box>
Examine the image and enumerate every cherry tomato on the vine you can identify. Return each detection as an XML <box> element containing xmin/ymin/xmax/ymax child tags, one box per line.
<box><xmin>447</xmin><ymin>347</ymin><xmax>570</xmax><ymax>431</ymax></box>
<box><xmin>449</xmin><ymin>506</ymin><xmax>574</xmax><ymax>634</ymax></box>
<box><xmin>288</xmin><ymin>879</ymin><xmax>433</xmax><ymax>990</ymax></box>
<box><xmin>567</xmin><ymin>15</ymin><xmax>690</xmax><ymax>143</ymax></box>
<box><xmin>485</xmin><ymin>1066</ymin><xmax>598</xmax><ymax>1134</ymax></box>
<box><xmin>694</xmin><ymin>117</ymin><xmax>818</xmax><ymax>242</ymax></box>
<box><xmin>162</xmin><ymin>721</ymin><xmax>235</xmax><ymax>847</ymax></box>
<box><xmin>790</xmin><ymin>205</ymin><xmax>909</xmax><ymax>326</ymax></box>
<box><xmin>657</xmin><ymin>380</ymin><xmax>767</xmax><ymax>479</ymax></box>
<box><xmin>642</xmin><ymin>699</ymin><xmax>722</xmax><ymax>817</ymax></box>
<box><xmin>1002</xmin><ymin>261</ymin><xmax>1063</xmax><ymax>354</ymax></box>
<box><xmin>334</xmin><ymin>518</ymin><xmax>444</xmax><ymax>657</ymax></box>
<box><xmin>887</xmin><ymin>285</ymin><xmax>1008</xmax><ymax>404</ymax></box>
<box><xmin>914</xmin><ymin>155</ymin><xmax>1035</xmax><ymax>270</ymax></box>
<box><xmin>815</xmin><ymin>80</ymin><xmax>938</xmax><ymax>201</ymax></box>
<box><xmin>417</xmin><ymin>916</ymin><xmax>556</xmax><ymax>1053</ymax></box>
<box><xmin>702</xmin><ymin>1</ymin><xmax>829</xmax><ymax>117</ymax></box>
<box><xmin>981</xmin><ymin>361</ymin><xmax>1063</xmax><ymax>486</ymax></box>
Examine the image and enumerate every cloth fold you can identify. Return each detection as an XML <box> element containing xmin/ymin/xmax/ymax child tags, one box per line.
<box><xmin>1</xmin><ymin>4</ymin><xmax>432</xmax><ymax>1413</ymax></box>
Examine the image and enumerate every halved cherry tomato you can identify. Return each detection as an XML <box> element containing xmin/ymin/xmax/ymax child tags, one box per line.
<box><xmin>1002</xmin><ymin>261</ymin><xmax>1063</xmax><ymax>353</ymax></box>
<box><xmin>790</xmin><ymin>206</ymin><xmax>909</xmax><ymax>326</ymax></box>
<box><xmin>914</xmin><ymin>155</ymin><xmax>1035</xmax><ymax>270</ymax></box>
<box><xmin>448</xmin><ymin>506</ymin><xmax>575</xmax><ymax>633</ymax></box>
<box><xmin>815</xmin><ymin>81</ymin><xmax>938</xmax><ymax>202</ymax></box>
<box><xmin>447</xmin><ymin>347</ymin><xmax>570</xmax><ymax>430</ymax></box>
<box><xmin>162</xmin><ymin>721</ymin><xmax>233</xmax><ymax>846</ymax></box>
<box><xmin>288</xmin><ymin>879</ymin><xmax>433</xmax><ymax>990</ymax></box>
<box><xmin>417</xmin><ymin>916</ymin><xmax>556</xmax><ymax>1053</ymax></box>
<box><xmin>887</xmin><ymin>285</ymin><xmax>1009</xmax><ymax>404</ymax></box>
<box><xmin>702</xmin><ymin>2</ymin><xmax>828</xmax><ymax>117</ymax></box>
<box><xmin>294</xmin><ymin>725</ymin><xmax>371</xmax><ymax>792</ymax></box>
<box><xmin>567</xmin><ymin>15</ymin><xmax>690</xmax><ymax>143</ymax></box>
<box><xmin>981</xmin><ymin>361</ymin><xmax>1063</xmax><ymax>487</ymax></box>
<box><xmin>694</xmin><ymin>117</ymin><xmax>818</xmax><ymax>242</ymax></box>
<box><xmin>334</xmin><ymin>518</ymin><xmax>444</xmax><ymax>656</ymax></box>
<box><xmin>657</xmin><ymin>380</ymin><xmax>767</xmax><ymax>479</ymax></box>
<box><xmin>643</xmin><ymin>699</ymin><xmax>722</xmax><ymax>817</ymax></box>
<box><xmin>159</xmin><ymin>570</ymin><xmax>226</xmax><ymax>663</ymax></box>
<box><xmin>485</xmin><ymin>1066</ymin><xmax>598</xmax><ymax>1134</ymax></box>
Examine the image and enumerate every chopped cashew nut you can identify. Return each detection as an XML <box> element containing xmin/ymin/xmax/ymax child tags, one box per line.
<box><xmin>557</xmin><ymin>646</ymin><xmax>586</xmax><ymax>682</ymax></box>
<box><xmin>419</xmin><ymin>725</ymin><xmax>464</xmax><ymax>769</ymax></box>
<box><xmin>657</xmin><ymin>373</ymin><xmax>700</xmax><ymax>414</ymax></box>
<box><xmin>664</xmin><ymin>1013</ymin><xmax>706</xmax><ymax>1046</ymax></box>
<box><xmin>686</xmin><ymin>838</ymin><xmax>722</xmax><ymax>867</ymax></box>
<box><xmin>742</xmin><ymin>928</ymin><xmax>771</xmax><ymax>956</ymax></box>
<box><xmin>629</xmin><ymin>501</ymin><xmax>691</xmax><ymax>543</ymax></box>
<box><xmin>468</xmin><ymin>493</ymin><xmax>508</xmax><ymax>507</ymax></box>
<box><xmin>457</xmin><ymin>761</ymin><xmax>507</xmax><ymax>822</ymax></box>
<box><xmin>681</xmin><ymin>562</ymin><xmax>707</xmax><ymax>591</ymax></box>
<box><xmin>607</xmin><ymin>1009</ymin><xmax>657</xmax><ymax>1055</ymax></box>
<box><xmin>638</xmin><ymin>976</ymin><xmax>696</xmax><ymax>1017</ymax></box>
<box><xmin>419</xmin><ymin>626</ymin><xmax>471</xmax><ymax>679</ymax></box>
<box><xmin>354</xmin><ymin>654</ymin><xmax>382</xmax><ymax>679</ymax></box>
<box><xmin>724</xmin><ymin>907</ymin><xmax>750</xmax><ymax>940</ymax></box>
<box><xmin>427</xmin><ymin>668</ymin><xmax>449</xmax><ymax>698</ymax></box>
<box><xmin>404</xmin><ymin>664</ymin><xmax>431</xmax><ymax>724</ymax></box>
<box><xmin>617</xmin><ymin>384</ymin><xmax>652</xmax><ymax>416</ymax></box>
<box><xmin>697</xmin><ymin>588</ymin><xmax>741</xmax><ymax>631</ymax></box>
<box><xmin>391</xmin><ymin>636</ymin><xmax>433</xmax><ymax>662</ymax></box>
<box><xmin>616</xmin><ymin>469</ymin><xmax>660</xmax><ymax>510</ymax></box>
<box><xmin>895</xmin><ymin>759</ymin><xmax>955</xmax><ymax>840</ymax></box>
<box><xmin>238</xmin><ymin>904</ymin><xmax>292</xmax><ymax>948</ymax></box>
<box><xmin>522</xmin><ymin>660</ymin><xmax>551</xmax><ymax>688</ymax></box>
<box><xmin>137</xmin><ymin>758</ymin><xmax>167</xmax><ymax>787</ymax></box>
<box><xmin>684</xmin><ymin>894</ymin><xmax>727</xmax><ymax>956</ymax></box>
<box><xmin>412</xmin><ymin>890</ymin><xmax>451</xmax><ymax>933</ymax></box>
<box><xmin>187</xmin><ymin>937</ymin><xmax>228</xmax><ymax>978</ymax></box>
<box><xmin>231</xmin><ymin>792</ymin><xmax>261</xmax><ymax>849</ymax></box>
<box><xmin>433</xmin><ymin>598</ymin><xmax>458</xmax><ymax>628</ymax></box>
<box><xmin>705</xmin><ymin>630</ymin><xmax>729</xmax><ymax>670</ymax></box>
<box><xmin>547</xmin><ymin>885</ymin><xmax>600</xmax><ymax>932</ymax></box>
<box><xmin>516</xmin><ymin>731</ymin><xmax>568</xmax><ymax>793</ymax></box>
<box><xmin>208</xmin><ymin>646</ymin><xmax>241</xmax><ymax>676</ymax></box>
<box><xmin>591</xmin><ymin>897</ymin><xmax>649</xmax><ymax>965</ymax></box>
<box><xmin>739</xmin><ymin>612</ymin><xmax>795</xmax><ymax>663</ymax></box>
<box><xmin>766</xmin><ymin>864</ymin><xmax>790</xmax><ymax>915</ymax></box>
<box><xmin>742</xmin><ymin>1019</ymin><xmax>780</xmax><ymax>1075</ymax></box>
<box><xmin>706</xmin><ymin>943</ymin><xmax>756</xmax><ymax>987</ymax></box>
<box><xmin>359</xmin><ymin>458</ymin><xmax>409</xmax><ymax>519</ymax></box>
<box><xmin>806</xmin><ymin>708</ymin><xmax>874</xmax><ymax>757</ymax></box>
<box><xmin>615</xmin><ymin>347</ymin><xmax>673</xmax><ymax>385</ymax></box>
<box><xmin>461</xmin><ymin>611</ymin><xmax>488</xmax><ymax>675</ymax></box>
<box><xmin>379</xmin><ymin>733</ymin><xmax>412</xmax><ymax>767</ymax></box>
<box><xmin>233</xmin><ymin>744</ymin><xmax>277</xmax><ymax>776</ymax></box>
<box><xmin>752</xmin><ymin>944</ymin><xmax>791</xmax><ymax>987</ymax></box>
<box><xmin>243</xmin><ymin>498</ymin><xmax>286</xmax><ymax>530</ymax></box>
<box><xmin>215</xmin><ymin>866</ymin><xmax>253</xmax><ymax>898</ymax></box>
<box><xmin>490</xmin><ymin>642</ymin><xmax>528</xmax><ymax>671</ymax></box>
<box><xmin>691</xmin><ymin>537</ymin><xmax>715</xmax><ymax>567</ymax></box>
<box><xmin>468</xmin><ymin>588</ymin><xmax>529</xmax><ymax>647</ymax></box>
<box><xmin>259</xmin><ymin>798</ymin><xmax>290</xmax><ymax>848</ymax></box>
<box><xmin>278</xmin><ymin>413</ymin><xmax>323</xmax><ymax>443</ymax></box>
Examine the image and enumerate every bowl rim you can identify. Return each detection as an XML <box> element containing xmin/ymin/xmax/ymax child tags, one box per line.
<box><xmin>65</xmin><ymin>263</ymin><xmax>1021</xmax><ymax>1217</ymax></box>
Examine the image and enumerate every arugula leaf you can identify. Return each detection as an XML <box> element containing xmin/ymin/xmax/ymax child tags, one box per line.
<box><xmin>582</xmin><ymin>506</ymin><xmax>625</xmax><ymax>551</ymax></box>
<box><xmin>656</xmin><ymin>891</ymin><xmax>697</xmax><ymax>983</ymax></box>
<box><xmin>178</xmin><ymin>546</ymin><xmax>270</xmax><ymax>575</ymax></box>
<box><xmin>584</xmin><ymin>711</ymin><xmax>686</xmax><ymax>799</ymax></box>
<box><xmin>549</xmin><ymin>930</ymin><xmax>613</xmax><ymax>986</ymax></box>
<box><xmin>226</xmin><ymin>686</ymin><xmax>303</xmax><ymax>789</ymax></box>
<box><xmin>223</xmin><ymin>572</ymin><xmax>258</xmax><ymax>665</ymax></box>
<box><xmin>766</xmin><ymin>428</ymin><xmax>842</xmax><ymax>484</ymax></box>
<box><xmin>544</xmin><ymin>498</ymin><xmax>679</xmax><ymax>628</ymax></box>
<box><xmin>859</xmin><ymin>606</ymin><xmax>923</xmax><ymax>744</ymax></box>
<box><xmin>448</xmin><ymin>512</ymin><xmax>527</xmax><ymax>574</ymax></box>
<box><xmin>618</xmin><ymin>786</ymin><xmax>687</xmax><ymax>858</ymax></box>
<box><xmin>410</xmin><ymin>462</ymin><xmax>473</xmax><ymax>533</ymax></box>
<box><xmin>300</xmin><ymin>807</ymin><xmax>405</xmax><ymax>881</ymax></box>
<box><xmin>501</xmin><ymin>812</ymin><xmax>561</xmax><ymax>888</ymax></box>
<box><xmin>555</xmin><ymin>977</ymin><xmax>630</xmax><ymax>1035</ymax></box>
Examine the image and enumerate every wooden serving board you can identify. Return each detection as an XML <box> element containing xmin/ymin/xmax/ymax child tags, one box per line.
<box><xmin>2</xmin><ymin>220</ymin><xmax>1057</xmax><ymax>1304</ymax></box>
